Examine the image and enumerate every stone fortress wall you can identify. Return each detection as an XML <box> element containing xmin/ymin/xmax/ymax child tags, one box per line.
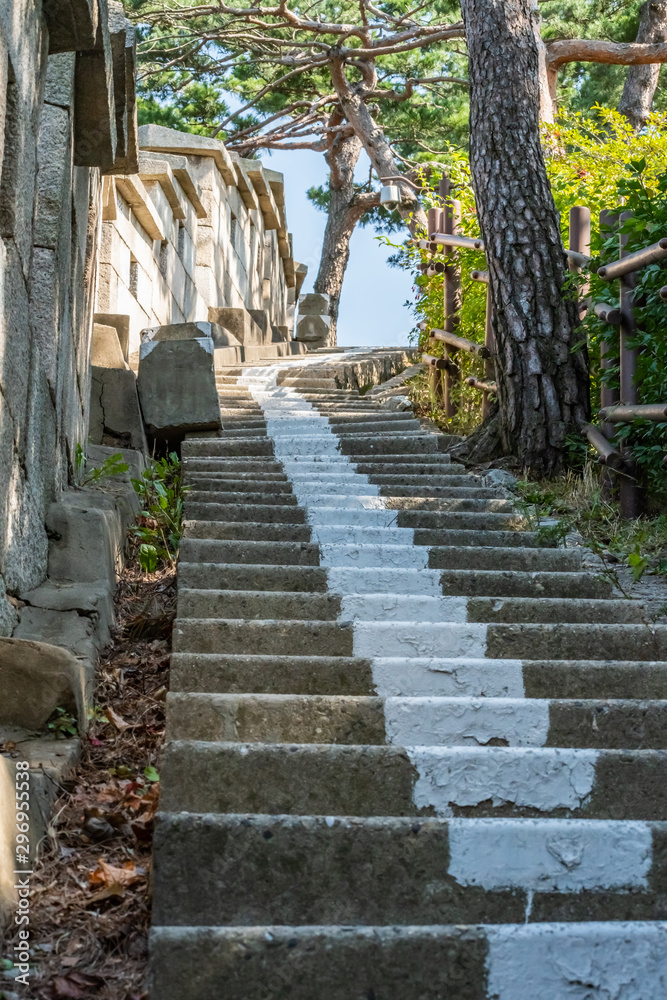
<box><xmin>94</xmin><ymin>124</ymin><xmax>309</xmax><ymax>365</ymax></box>
<box><xmin>0</xmin><ymin>0</ymin><xmax>138</xmax><ymax>631</ymax></box>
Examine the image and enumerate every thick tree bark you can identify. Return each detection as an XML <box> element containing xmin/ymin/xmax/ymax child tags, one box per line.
<box><xmin>313</xmin><ymin>132</ymin><xmax>380</xmax><ymax>345</ymax></box>
<box><xmin>330</xmin><ymin>57</ymin><xmax>429</xmax><ymax>232</ymax></box>
<box><xmin>460</xmin><ymin>0</ymin><xmax>590</xmax><ymax>473</ymax></box>
<box><xmin>619</xmin><ymin>1</ymin><xmax>667</xmax><ymax>128</ymax></box>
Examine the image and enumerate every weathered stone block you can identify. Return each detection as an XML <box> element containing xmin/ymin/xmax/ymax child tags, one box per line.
<box><xmin>94</xmin><ymin>311</ymin><xmax>130</xmax><ymax>360</ymax></box>
<box><xmin>91</xmin><ymin>322</ymin><xmax>128</xmax><ymax>368</ymax></box>
<box><xmin>89</xmin><ymin>366</ymin><xmax>147</xmax><ymax>452</ymax></box>
<box><xmin>141</xmin><ymin>321</ymin><xmax>240</xmax><ymax>348</ymax></box>
<box><xmin>73</xmin><ymin>37</ymin><xmax>116</xmax><ymax>171</ymax></box>
<box><xmin>137</xmin><ymin>338</ymin><xmax>222</xmax><ymax>438</ymax></box>
<box><xmin>295</xmin><ymin>312</ymin><xmax>331</xmax><ymax>345</ymax></box>
<box><xmin>0</xmin><ymin>637</ymin><xmax>81</xmax><ymax>729</ymax></box>
<box><xmin>297</xmin><ymin>291</ymin><xmax>330</xmax><ymax>315</ymax></box>
<box><xmin>44</xmin><ymin>52</ymin><xmax>76</xmax><ymax>108</ymax></box>
<box><xmin>46</xmin><ymin>493</ymin><xmax>123</xmax><ymax>588</ymax></box>
<box><xmin>207</xmin><ymin>307</ymin><xmax>265</xmax><ymax>346</ymax></box>
<box><xmin>42</xmin><ymin>0</ymin><xmax>98</xmax><ymax>53</ymax></box>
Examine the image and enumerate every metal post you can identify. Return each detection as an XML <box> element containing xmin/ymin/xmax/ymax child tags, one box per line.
<box><xmin>427</xmin><ymin>207</ymin><xmax>441</xmax><ymax>240</ymax></box>
<box><xmin>442</xmin><ymin>184</ymin><xmax>461</xmax><ymax>419</ymax></box>
<box><xmin>618</xmin><ymin>210</ymin><xmax>642</xmax><ymax>518</ymax></box>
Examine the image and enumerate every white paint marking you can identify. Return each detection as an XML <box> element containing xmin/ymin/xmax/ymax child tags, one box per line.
<box><xmin>408</xmin><ymin>747</ymin><xmax>598</xmax><ymax>815</ymax></box>
<box><xmin>385</xmin><ymin>698</ymin><xmax>549</xmax><ymax>747</ymax></box>
<box><xmin>340</xmin><ymin>594</ymin><xmax>467</xmax><ymax>623</ymax></box>
<box><xmin>448</xmin><ymin>818</ymin><xmax>652</xmax><ymax>891</ymax></box>
<box><xmin>327</xmin><ymin>567</ymin><xmax>441</xmax><ymax>597</ymax></box>
<box><xmin>485</xmin><ymin>922</ymin><xmax>667</xmax><ymax>1000</ymax></box>
<box><xmin>321</xmin><ymin>543</ymin><xmax>430</xmax><ymax>568</ymax></box>
<box><xmin>370</xmin><ymin>658</ymin><xmax>525</xmax><ymax>698</ymax></box>
<box><xmin>353</xmin><ymin>622</ymin><xmax>488</xmax><ymax>659</ymax></box>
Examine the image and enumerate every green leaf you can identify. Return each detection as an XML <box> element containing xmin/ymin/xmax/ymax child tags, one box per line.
<box><xmin>144</xmin><ymin>765</ymin><xmax>160</xmax><ymax>782</ymax></box>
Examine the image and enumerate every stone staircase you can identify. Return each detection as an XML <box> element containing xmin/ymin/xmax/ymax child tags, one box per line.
<box><xmin>148</xmin><ymin>356</ymin><xmax>667</xmax><ymax>999</ymax></box>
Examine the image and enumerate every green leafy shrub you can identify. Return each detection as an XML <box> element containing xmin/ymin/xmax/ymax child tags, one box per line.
<box><xmin>75</xmin><ymin>443</ymin><xmax>129</xmax><ymax>486</ymax></box>
<box><xmin>385</xmin><ymin>107</ymin><xmax>667</xmax><ymax>479</ymax></box>
<box><xmin>130</xmin><ymin>453</ymin><xmax>188</xmax><ymax>573</ymax></box>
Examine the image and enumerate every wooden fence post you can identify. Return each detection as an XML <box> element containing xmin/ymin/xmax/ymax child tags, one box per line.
<box><xmin>618</xmin><ymin>210</ymin><xmax>643</xmax><ymax>517</ymax></box>
<box><xmin>598</xmin><ymin>210</ymin><xmax>621</xmax><ymax>439</ymax></box>
<box><xmin>439</xmin><ymin>176</ymin><xmax>461</xmax><ymax>419</ymax></box>
<box><xmin>569</xmin><ymin>206</ymin><xmax>591</xmax><ymax>319</ymax></box>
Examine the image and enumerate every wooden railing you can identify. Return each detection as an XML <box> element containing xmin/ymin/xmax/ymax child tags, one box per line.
<box><xmin>414</xmin><ymin>190</ymin><xmax>667</xmax><ymax>517</ymax></box>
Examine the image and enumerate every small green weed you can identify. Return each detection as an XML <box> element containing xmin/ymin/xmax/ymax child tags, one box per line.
<box><xmin>130</xmin><ymin>453</ymin><xmax>187</xmax><ymax>573</ymax></box>
<box><xmin>47</xmin><ymin>707</ymin><xmax>78</xmax><ymax>738</ymax></box>
<box><xmin>75</xmin><ymin>443</ymin><xmax>129</xmax><ymax>486</ymax></box>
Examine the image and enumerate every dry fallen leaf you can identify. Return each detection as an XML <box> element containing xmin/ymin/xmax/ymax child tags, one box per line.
<box><xmin>105</xmin><ymin>705</ymin><xmax>131</xmax><ymax>731</ymax></box>
<box><xmin>88</xmin><ymin>859</ymin><xmax>145</xmax><ymax>901</ymax></box>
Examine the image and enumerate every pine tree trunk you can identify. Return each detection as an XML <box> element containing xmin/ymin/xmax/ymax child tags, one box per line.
<box><xmin>460</xmin><ymin>0</ymin><xmax>590</xmax><ymax>473</ymax></box>
<box><xmin>618</xmin><ymin>0</ymin><xmax>667</xmax><ymax>128</ymax></box>
<box><xmin>313</xmin><ymin>134</ymin><xmax>363</xmax><ymax>346</ymax></box>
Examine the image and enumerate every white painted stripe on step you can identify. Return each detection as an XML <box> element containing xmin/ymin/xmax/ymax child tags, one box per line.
<box><xmin>327</xmin><ymin>567</ymin><xmax>441</xmax><ymax>597</ymax></box>
<box><xmin>288</xmin><ymin>472</ymin><xmax>372</xmax><ymax>484</ymax></box>
<box><xmin>448</xmin><ymin>819</ymin><xmax>651</xmax><ymax>890</ymax></box>
<box><xmin>297</xmin><ymin>494</ymin><xmax>388</xmax><ymax>509</ymax></box>
<box><xmin>353</xmin><ymin>622</ymin><xmax>487</xmax><ymax>658</ymax></box>
<box><xmin>292</xmin><ymin>485</ymin><xmax>382</xmax><ymax>498</ymax></box>
<box><xmin>306</xmin><ymin>508</ymin><xmax>400</xmax><ymax>527</ymax></box>
<box><xmin>340</xmin><ymin>594</ymin><xmax>467</xmax><ymax>623</ymax></box>
<box><xmin>371</xmin><ymin>657</ymin><xmax>525</xmax><ymax>698</ymax></box>
<box><xmin>320</xmin><ymin>542</ymin><xmax>430</xmax><ymax>568</ymax></box>
<box><xmin>408</xmin><ymin>747</ymin><xmax>597</xmax><ymax>816</ymax></box>
<box><xmin>485</xmin><ymin>922</ymin><xmax>667</xmax><ymax>1000</ymax></box>
<box><xmin>385</xmin><ymin>697</ymin><xmax>549</xmax><ymax>747</ymax></box>
<box><xmin>314</xmin><ymin>526</ymin><xmax>415</xmax><ymax>546</ymax></box>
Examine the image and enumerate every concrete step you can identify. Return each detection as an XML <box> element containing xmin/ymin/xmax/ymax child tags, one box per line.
<box><xmin>148</xmin><ymin>922</ymin><xmax>667</xmax><ymax>1000</ymax></box>
<box><xmin>160</xmin><ymin>741</ymin><xmax>667</xmax><ymax>818</ymax></box>
<box><xmin>438</xmin><ymin>569</ymin><xmax>611</xmax><ymax>599</ymax></box>
<box><xmin>169</xmin><ymin>652</ymin><xmax>667</xmax><ymax>700</ymax></box>
<box><xmin>185</xmin><ymin>502</ymin><xmax>308</xmax><ymax>523</ymax></box>
<box><xmin>153</xmin><ymin>813</ymin><xmax>667</xmax><ymax>926</ymax></box>
<box><xmin>179</xmin><ymin>538</ymin><xmax>319</xmax><ymax>566</ymax></box>
<box><xmin>183</xmin><ymin>521</ymin><xmax>312</xmax><ymax>542</ymax></box>
<box><xmin>176</xmin><ymin>587</ymin><xmax>636</xmax><ymax>625</ymax></box>
<box><xmin>165</xmin><ymin>692</ymin><xmax>667</xmax><ymax>750</ymax></box>
<box><xmin>173</xmin><ymin>618</ymin><xmax>667</xmax><ymax>661</ymax></box>
<box><xmin>178</xmin><ymin>565</ymin><xmax>328</xmax><ymax>592</ymax></box>
<box><xmin>187</xmin><ymin>490</ymin><xmax>299</xmax><ymax>506</ymax></box>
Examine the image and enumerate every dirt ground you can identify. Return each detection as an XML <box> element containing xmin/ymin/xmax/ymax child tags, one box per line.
<box><xmin>1</xmin><ymin>569</ymin><xmax>174</xmax><ymax>1000</ymax></box>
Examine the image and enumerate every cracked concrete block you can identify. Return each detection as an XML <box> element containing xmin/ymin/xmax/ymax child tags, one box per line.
<box><xmin>137</xmin><ymin>338</ymin><xmax>222</xmax><ymax>438</ymax></box>
<box><xmin>91</xmin><ymin>323</ymin><xmax>129</xmax><ymax>369</ymax></box>
<box><xmin>141</xmin><ymin>321</ymin><xmax>240</xmax><ymax>348</ymax></box>
<box><xmin>89</xmin><ymin>366</ymin><xmax>147</xmax><ymax>452</ymax></box>
<box><xmin>21</xmin><ymin>582</ymin><xmax>115</xmax><ymax>649</ymax></box>
<box><xmin>0</xmin><ymin>637</ymin><xmax>82</xmax><ymax>729</ymax></box>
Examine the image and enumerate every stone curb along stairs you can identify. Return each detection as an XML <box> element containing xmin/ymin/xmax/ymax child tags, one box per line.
<box><xmin>148</xmin><ymin>353</ymin><xmax>667</xmax><ymax>999</ymax></box>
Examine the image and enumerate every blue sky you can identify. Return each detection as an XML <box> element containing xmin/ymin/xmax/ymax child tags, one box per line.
<box><xmin>259</xmin><ymin>147</ymin><xmax>417</xmax><ymax>347</ymax></box>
